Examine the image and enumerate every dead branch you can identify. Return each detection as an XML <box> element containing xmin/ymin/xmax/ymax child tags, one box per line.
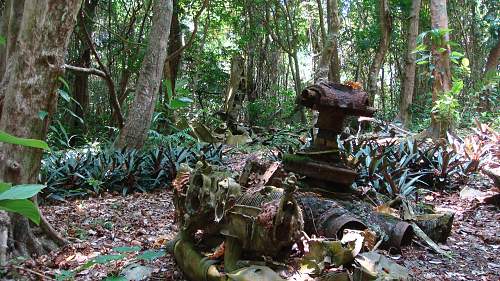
<box><xmin>78</xmin><ymin>11</ymin><xmax>124</xmax><ymax>128</ymax></box>
<box><xmin>62</xmin><ymin>64</ymin><xmax>106</xmax><ymax>78</ymax></box>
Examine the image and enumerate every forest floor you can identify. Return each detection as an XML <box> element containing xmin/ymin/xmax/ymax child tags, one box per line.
<box><xmin>6</xmin><ymin>153</ymin><xmax>500</xmax><ymax>281</ymax></box>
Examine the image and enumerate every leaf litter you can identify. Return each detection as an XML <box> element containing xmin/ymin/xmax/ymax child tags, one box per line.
<box><xmin>5</xmin><ymin>153</ymin><xmax>500</xmax><ymax>281</ymax></box>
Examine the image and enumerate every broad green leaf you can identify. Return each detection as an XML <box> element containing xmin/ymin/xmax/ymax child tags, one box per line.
<box><xmin>82</xmin><ymin>254</ymin><xmax>125</xmax><ymax>269</ymax></box>
<box><xmin>169</xmin><ymin>97</ymin><xmax>193</xmax><ymax>109</ymax></box>
<box><xmin>413</xmin><ymin>44</ymin><xmax>427</xmax><ymax>52</ymax></box>
<box><xmin>58</xmin><ymin>77</ymin><xmax>70</xmax><ymax>92</ymax></box>
<box><xmin>0</xmin><ymin>35</ymin><xmax>5</xmax><ymax>46</ymax></box>
<box><xmin>64</xmin><ymin>108</ymin><xmax>84</xmax><ymax>124</ymax></box>
<box><xmin>416</xmin><ymin>31</ymin><xmax>429</xmax><ymax>43</ymax></box>
<box><xmin>113</xmin><ymin>246</ymin><xmax>142</xmax><ymax>253</ymax></box>
<box><xmin>0</xmin><ymin>199</ymin><xmax>41</xmax><ymax>225</ymax></box>
<box><xmin>55</xmin><ymin>270</ymin><xmax>75</xmax><ymax>281</ymax></box>
<box><xmin>136</xmin><ymin>250</ymin><xmax>165</xmax><ymax>261</ymax></box>
<box><xmin>93</xmin><ymin>254</ymin><xmax>125</xmax><ymax>264</ymax></box>
<box><xmin>0</xmin><ymin>184</ymin><xmax>45</xmax><ymax>200</ymax></box>
<box><xmin>103</xmin><ymin>276</ymin><xmax>127</xmax><ymax>281</ymax></box>
<box><xmin>0</xmin><ymin>130</ymin><xmax>50</xmax><ymax>150</ymax></box>
<box><xmin>38</xmin><ymin>111</ymin><xmax>48</xmax><ymax>120</ymax></box>
<box><xmin>58</xmin><ymin>89</ymin><xmax>71</xmax><ymax>103</ymax></box>
<box><xmin>461</xmin><ymin>58</ymin><xmax>470</xmax><ymax>67</ymax></box>
<box><xmin>0</xmin><ymin>182</ymin><xmax>12</xmax><ymax>193</ymax></box>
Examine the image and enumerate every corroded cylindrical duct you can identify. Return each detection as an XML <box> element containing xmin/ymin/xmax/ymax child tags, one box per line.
<box><xmin>298</xmin><ymin>193</ymin><xmax>414</xmax><ymax>250</ymax></box>
<box><xmin>298</xmin><ymin>193</ymin><xmax>367</xmax><ymax>239</ymax></box>
<box><xmin>337</xmin><ymin>200</ymin><xmax>414</xmax><ymax>249</ymax></box>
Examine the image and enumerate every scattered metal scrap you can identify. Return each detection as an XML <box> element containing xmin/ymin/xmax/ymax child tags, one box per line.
<box><xmin>168</xmin><ymin>82</ymin><xmax>454</xmax><ymax>281</ymax></box>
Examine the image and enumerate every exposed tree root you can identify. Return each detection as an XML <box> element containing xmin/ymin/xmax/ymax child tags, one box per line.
<box><xmin>6</xmin><ymin>213</ymin><xmax>65</xmax><ymax>263</ymax></box>
<box><xmin>39</xmin><ymin>214</ymin><xmax>68</xmax><ymax>247</ymax></box>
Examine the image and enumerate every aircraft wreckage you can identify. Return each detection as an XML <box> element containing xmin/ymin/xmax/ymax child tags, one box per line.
<box><xmin>167</xmin><ymin>82</ymin><xmax>454</xmax><ymax>281</ymax></box>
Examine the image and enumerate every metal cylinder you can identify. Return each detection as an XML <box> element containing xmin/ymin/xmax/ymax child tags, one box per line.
<box><xmin>298</xmin><ymin>193</ymin><xmax>366</xmax><ymax>239</ymax></box>
<box><xmin>172</xmin><ymin>237</ymin><xmax>227</xmax><ymax>281</ymax></box>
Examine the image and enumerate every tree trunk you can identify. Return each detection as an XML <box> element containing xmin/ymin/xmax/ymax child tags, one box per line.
<box><xmin>0</xmin><ymin>0</ymin><xmax>81</xmax><ymax>261</ymax></box>
<box><xmin>291</xmin><ymin>52</ymin><xmax>306</xmax><ymax>123</ymax></box>
<box><xmin>163</xmin><ymin>0</ymin><xmax>182</xmax><ymax>100</ymax></box>
<box><xmin>396</xmin><ymin>0</ymin><xmax>421</xmax><ymax>127</ymax></box>
<box><xmin>479</xmin><ymin>37</ymin><xmax>500</xmax><ymax>112</ymax></box>
<box><xmin>0</xmin><ymin>0</ymin><xmax>24</xmax><ymax>117</ymax></box>
<box><xmin>244</xmin><ymin>1</ymin><xmax>257</xmax><ymax>104</ymax></box>
<box><xmin>116</xmin><ymin>0</ymin><xmax>173</xmax><ymax>149</ymax></box>
<box><xmin>222</xmin><ymin>55</ymin><xmax>245</xmax><ymax>132</ymax></box>
<box><xmin>484</xmin><ymin>38</ymin><xmax>500</xmax><ymax>75</ymax></box>
<box><xmin>326</xmin><ymin>0</ymin><xmax>341</xmax><ymax>83</ymax></box>
<box><xmin>367</xmin><ymin>0</ymin><xmax>392</xmax><ymax>103</ymax></box>
<box><xmin>71</xmin><ymin>0</ymin><xmax>99</xmax><ymax>130</ymax></box>
<box><xmin>429</xmin><ymin>0</ymin><xmax>452</xmax><ymax>138</ymax></box>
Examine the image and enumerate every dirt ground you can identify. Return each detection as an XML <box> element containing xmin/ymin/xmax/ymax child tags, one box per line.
<box><xmin>6</xmin><ymin>185</ymin><xmax>497</xmax><ymax>280</ymax></box>
<box><xmin>5</xmin><ymin>153</ymin><xmax>500</xmax><ymax>280</ymax></box>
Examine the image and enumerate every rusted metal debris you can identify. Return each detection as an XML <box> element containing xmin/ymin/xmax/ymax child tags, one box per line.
<box><xmin>300</xmin><ymin>82</ymin><xmax>375</xmax><ymax>117</ymax></box>
<box><xmin>168</xmin><ymin>82</ymin><xmax>455</xmax><ymax>280</ymax></box>
<box><xmin>284</xmin><ymin>82</ymin><xmax>377</xmax><ymax>188</ymax></box>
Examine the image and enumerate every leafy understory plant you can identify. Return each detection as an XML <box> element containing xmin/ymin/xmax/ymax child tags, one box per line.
<box><xmin>432</xmin><ymin>80</ymin><xmax>463</xmax><ymax>129</ymax></box>
<box><xmin>0</xmin><ymin>183</ymin><xmax>45</xmax><ymax>225</ymax></box>
<box><xmin>0</xmin><ymin>130</ymin><xmax>49</xmax><ymax>224</ymax></box>
<box><xmin>0</xmin><ymin>130</ymin><xmax>48</xmax><ymax>265</ymax></box>
<box><xmin>55</xmin><ymin>246</ymin><xmax>166</xmax><ymax>281</ymax></box>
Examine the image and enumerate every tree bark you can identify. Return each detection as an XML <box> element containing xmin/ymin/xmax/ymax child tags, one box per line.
<box><xmin>163</xmin><ymin>0</ymin><xmax>182</xmax><ymax>100</ymax></box>
<box><xmin>479</xmin><ymin>37</ymin><xmax>500</xmax><ymax>112</ymax></box>
<box><xmin>326</xmin><ymin>0</ymin><xmax>341</xmax><ymax>83</ymax></box>
<box><xmin>0</xmin><ymin>0</ymin><xmax>24</xmax><ymax>117</ymax></box>
<box><xmin>429</xmin><ymin>0</ymin><xmax>452</xmax><ymax>138</ymax></box>
<box><xmin>222</xmin><ymin>55</ymin><xmax>245</xmax><ymax>132</ymax></box>
<box><xmin>0</xmin><ymin>0</ymin><xmax>81</xmax><ymax>260</ymax></box>
<box><xmin>71</xmin><ymin>0</ymin><xmax>98</xmax><ymax>130</ymax></box>
<box><xmin>484</xmin><ymin>38</ymin><xmax>500</xmax><ymax>75</ymax></box>
<box><xmin>396</xmin><ymin>0</ymin><xmax>421</xmax><ymax>127</ymax></box>
<box><xmin>116</xmin><ymin>0</ymin><xmax>173</xmax><ymax>149</ymax></box>
<box><xmin>367</xmin><ymin>0</ymin><xmax>392</xmax><ymax>103</ymax></box>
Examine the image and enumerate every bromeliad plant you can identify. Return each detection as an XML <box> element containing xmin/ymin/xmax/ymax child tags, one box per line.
<box><xmin>41</xmin><ymin>143</ymin><xmax>225</xmax><ymax>200</ymax></box>
<box><xmin>338</xmin><ymin>135</ymin><xmax>472</xmax><ymax>202</ymax></box>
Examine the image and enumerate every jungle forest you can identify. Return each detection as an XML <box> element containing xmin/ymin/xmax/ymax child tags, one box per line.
<box><xmin>0</xmin><ymin>0</ymin><xmax>498</xmax><ymax>280</ymax></box>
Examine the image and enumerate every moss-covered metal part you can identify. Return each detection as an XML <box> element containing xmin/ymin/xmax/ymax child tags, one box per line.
<box><xmin>168</xmin><ymin>82</ymin><xmax>456</xmax><ymax>281</ymax></box>
<box><xmin>172</xmin><ymin>164</ymin><xmax>304</xmax><ymax>277</ymax></box>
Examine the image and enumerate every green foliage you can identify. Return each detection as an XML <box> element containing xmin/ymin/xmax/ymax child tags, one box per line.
<box><xmin>0</xmin><ymin>132</ymin><xmax>48</xmax><ymax>225</ymax></box>
<box><xmin>338</xmin><ymin>136</ymin><xmax>475</xmax><ymax>203</ymax></box>
<box><xmin>135</xmin><ymin>250</ymin><xmax>166</xmax><ymax>261</ymax></box>
<box><xmin>40</xmin><ymin>143</ymin><xmax>224</xmax><ymax>200</ymax></box>
<box><xmin>55</xmin><ymin>245</ymin><xmax>165</xmax><ymax>281</ymax></box>
<box><xmin>247</xmin><ymin>90</ymin><xmax>296</xmax><ymax>127</ymax></box>
<box><xmin>0</xmin><ymin>130</ymin><xmax>50</xmax><ymax>150</ymax></box>
<box><xmin>432</xmin><ymin>80</ymin><xmax>462</xmax><ymax>126</ymax></box>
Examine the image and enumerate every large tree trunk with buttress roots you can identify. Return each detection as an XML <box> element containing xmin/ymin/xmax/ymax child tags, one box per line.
<box><xmin>116</xmin><ymin>0</ymin><xmax>173</xmax><ymax>149</ymax></box>
<box><xmin>0</xmin><ymin>0</ymin><xmax>81</xmax><ymax>263</ymax></box>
